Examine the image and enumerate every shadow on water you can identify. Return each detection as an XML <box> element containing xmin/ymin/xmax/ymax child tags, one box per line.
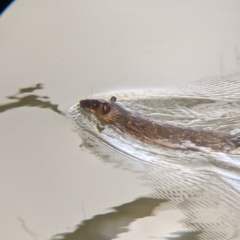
<box><xmin>51</xmin><ymin>197</ymin><xmax>173</xmax><ymax>240</ymax></box>
<box><xmin>0</xmin><ymin>83</ymin><xmax>64</xmax><ymax>115</ymax></box>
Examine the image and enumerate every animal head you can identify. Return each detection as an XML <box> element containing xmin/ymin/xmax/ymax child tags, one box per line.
<box><xmin>80</xmin><ymin>96</ymin><xmax>117</xmax><ymax>122</ymax></box>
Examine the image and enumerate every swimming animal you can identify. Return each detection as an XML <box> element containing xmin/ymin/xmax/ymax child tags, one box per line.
<box><xmin>80</xmin><ymin>96</ymin><xmax>240</xmax><ymax>153</ymax></box>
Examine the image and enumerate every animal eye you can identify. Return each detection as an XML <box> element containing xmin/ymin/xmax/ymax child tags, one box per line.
<box><xmin>92</xmin><ymin>102</ymin><xmax>98</xmax><ymax>108</ymax></box>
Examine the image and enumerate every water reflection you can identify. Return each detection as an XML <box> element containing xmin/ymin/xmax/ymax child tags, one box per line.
<box><xmin>0</xmin><ymin>83</ymin><xmax>64</xmax><ymax>115</ymax></box>
<box><xmin>51</xmin><ymin>197</ymin><xmax>168</xmax><ymax>240</ymax></box>
<box><xmin>167</xmin><ymin>231</ymin><xmax>200</xmax><ymax>240</ymax></box>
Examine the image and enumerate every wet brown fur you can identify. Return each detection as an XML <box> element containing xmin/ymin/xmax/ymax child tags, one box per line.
<box><xmin>80</xmin><ymin>96</ymin><xmax>240</xmax><ymax>153</ymax></box>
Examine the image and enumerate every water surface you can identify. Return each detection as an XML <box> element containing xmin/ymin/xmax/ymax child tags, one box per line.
<box><xmin>68</xmin><ymin>74</ymin><xmax>240</xmax><ymax>240</ymax></box>
<box><xmin>1</xmin><ymin>1</ymin><xmax>240</xmax><ymax>240</ymax></box>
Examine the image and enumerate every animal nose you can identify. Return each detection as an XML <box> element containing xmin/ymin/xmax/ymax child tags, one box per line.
<box><xmin>79</xmin><ymin>100</ymin><xmax>89</xmax><ymax>108</ymax></box>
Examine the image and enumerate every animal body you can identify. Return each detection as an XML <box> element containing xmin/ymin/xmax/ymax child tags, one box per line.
<box><xmin>80</xmin><ymin>96</ymin><xmax>240</xmax><ymax>153</ymax></box>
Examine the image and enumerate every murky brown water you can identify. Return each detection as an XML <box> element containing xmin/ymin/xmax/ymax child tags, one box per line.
<box><xmin>1</xmin><ymin>1</ymin><xmax>240</xmax><ymax>240</ymax></box>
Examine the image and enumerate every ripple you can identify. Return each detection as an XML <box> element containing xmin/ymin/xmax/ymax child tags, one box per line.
<box><xmin>69</xmin><ymin>74</ymin><xmax>240</xmax><ymax>240</ymax></box>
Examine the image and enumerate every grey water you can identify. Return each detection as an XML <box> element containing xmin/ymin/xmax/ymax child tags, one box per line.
<box><xmin>2</xmin><ymin>1</ymin><xmax>240</xmax><ymax>239</ymax></box>
<box><xmin>67</xmin><ymin>74</ymin><xmax>240</xmax><ymax>240</ymax></box>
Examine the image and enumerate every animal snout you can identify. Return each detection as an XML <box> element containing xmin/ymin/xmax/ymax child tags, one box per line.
<box><xmin>79</xmin><ymin>100</ymin><xmax>89</xmax><ymax>108</ymax></box>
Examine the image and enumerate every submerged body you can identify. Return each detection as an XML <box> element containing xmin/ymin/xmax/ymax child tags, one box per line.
<box><xmin>80</xmin><ymin>96</ymin><xmax>240</xmax><ymax>153</ymax></box>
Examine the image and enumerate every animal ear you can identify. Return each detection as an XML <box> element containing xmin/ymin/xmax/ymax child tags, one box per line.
<box><xmin>110</xmin><ymin>96</ymin><xmax>116</xmax><ymax>102</ymax></box>
<box><xmin>103</xmin><ymin>103</ymin><xmax>110</xmax><ymax>114</ymax></box>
